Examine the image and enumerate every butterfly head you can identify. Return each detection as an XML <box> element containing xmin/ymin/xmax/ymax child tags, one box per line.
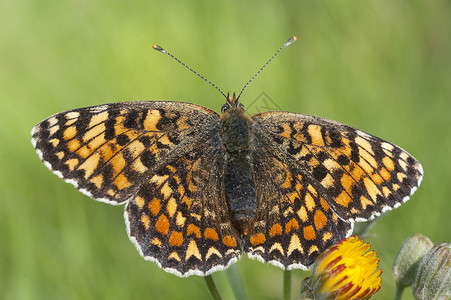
<box><xmin>221</xmin><ymin>92</ymin><xmax>245</xmax><ymax>114</ymax></box>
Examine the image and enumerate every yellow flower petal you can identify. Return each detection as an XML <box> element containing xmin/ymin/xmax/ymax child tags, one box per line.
<box><xmin>311</xmin><ymin>236</ymin><xmax>382</xmax><ymax>300</ymax></box>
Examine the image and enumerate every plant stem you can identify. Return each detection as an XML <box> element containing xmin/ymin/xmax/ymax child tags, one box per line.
<box><xmin>394</xmin><ymin>285</ymin><xmax>404</xmax><ymax>300</ymax></box>
<box><xmin>204</xmin><ymin>275</ymin><xmax>223</xmax><ymax>300</ymax></box>
<box><xmin>225</xmin><ymin>264</ymin><xmax>247</xmax><ymax>300</ymax></box>
<box><xmin>283</xmin><ymin>270</ymin><xmax>292</xmax><ymax>300</ymax></box>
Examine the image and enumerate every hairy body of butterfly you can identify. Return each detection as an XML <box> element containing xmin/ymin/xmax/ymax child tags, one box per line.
<box><xmin>31</xmin><ymin>93</ymin><xmax>423</xmax><ymax>277</ymax></box>
<box><xmin>221</xmin><ymin>94</ymin><xmax>258</xmax><ymax>236</ymax></box>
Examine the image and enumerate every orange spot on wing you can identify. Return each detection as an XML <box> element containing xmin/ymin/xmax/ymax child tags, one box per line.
<box><xmin>166</xmin><ymin>197</ymin><xmax>177</xmax><ymax>217</ymax></box>
<box><xmin>175</xmin><ymin>211</ymin><xmax>186</xmax><ymax>227</ymax></box>
<box><xmin>222</xmin><ymin>235</ymin><xmax>237</xmax><ymax>248</ymax></box>
<box><xmin>336</xmin><ymin>190</ymin><xmax>352</xmax><ymax>207</ymax></box>
<box><xmin>285</xmin><ymin>219</ymin><xmax>299</xmax><ymax>233</ymax></box>
<box><xmin>319</xmin><ymin>197</ymin><xmax>330</xmax><ymax>211</ymax></box>
<box><xmin>168</xmin><ymin>251</ymin><xmax>181</xmax><ymax>262</ymax></box>
<box><xmin>382</xmin><ymin>186</ymin><xmax>391</xmax><ymax>197</ymax></box>
<box><xmin>99</xmin><ymin>143</ymin><xmax>114</xmax><ymax>161</ymax></box>
<box><xmin>204</xmin><ymin>228</ymin><xmax>219</xmax><ymax>241</ymax></box>
<box><xmin>383</xmin><ymin>156</ymin><xmax>395</xmax><ymax>171</ymax></box>
<box><xmin>65</xmin><ymin>158</ymin><xmax>79</xmax><ymax>171</ymax></box>
<box><xmin>349</xmin><ymin>165</ymin><xmax>365</xmax><ymax>183</ymax></box>
<box><xmin>305</xmin><ymin>192</ymin><xmax>316</xmax><ymax>211</ymax></box>
<box><xmin>67</xmin><ymin>138</ymin><xmax>81</xmax><ymax>152</ymax></box>
<box><xmin>372</xmin><ymin>173</ymin><xmax>384</xmax><ymax>185</ymax></box>
<box><xmin>364</xmin><ymin>177</ymin><xmax>382</xmax><ymax>201</ymax></box>
<box><xmin>148</xmin><ymin>198</ymin><xmax>161</xmax><ymax>216</ymax></box>
<box><xmin>77</xmin><ymin>145</ymin><xmax>91</xmax><ymax>158</ymax></box>
<box><xmin>50</xmin><ymin>139</ymin><xmax>60</xmax><ymax>147</ymax></box>
<box><xmin>144</xmin><ymin>110</ymin><xmax>161</xmax><ymax>131</ymax></box>
<box><xmin>186</xmin><ymin>172</ymin><xmax>199</xmax><ymax>192</ymax></box>
<box><xmin>135</xmin><ymin>196</ymin><xmax>145</xmax><ymax>209</ymax></box>
<box><xmin>90</xmin><ymin>174</ymin><xmax>103</xmax><ymax>189</ymax></box>
<box><xmin>269</xmin><ymin>224</ymin><xmax>283</xmax><ymax>237</ymax></box>
<box><xmin>131</xmin><ymin>159</ymin><xmax>147</xmax><ymax>173</ymax></box>
<box><xmin>155</xmin><ymin>214</ymin><xmax>169</xmax><ymax>235</ymax></box>
<box><xmin>307</xmin><ymin>184</ymin><xmax>318</xmax><ymax>197</ymax></box>
<box><xmin>250</xmin><ymin>233</ymin><xmax>266</xmax><ymax>246</ymax></box>
<box><xmin>88</xmin><ymin>111</ymin><xmax>108</xmax><ymax>128</ymax></box>
<box><xmin>279</xmin><ymin>123</ymin><xmax>292</xmax><ymax>138</ymax></box>
<box><xmin>322</xmin><ymin>232</ymin><xmax>332</xmax><ymax>242</ymax></box>
<box><xmin>78</xmin><ymin>152</ymin><xmax>100</xmax><ymax>179</ymax></box>
<box><xmin>114</xmin><ymin>174</ymin><xmax>131</xmax><ymax>190</ymax></box>
<box><xmin>308</xmin><ymin>124</ymin><xmax>324</xmax><ymax>146</ymax></box>
<box><xmin>84</xmin><ymin>123</ymin><xmax>105</xmax><ymax>142</ymax></box>
<box><xmin>113</xmin><ymin>116</ymin><xmax>127</xmax><ymax>135</ymax></box>
<box><xmin>176</xmin><ymin>117</ymin><xmax>190</xmax><ymax>130</ymax></box>
<box><xmin>150</xmin><ymin>237</ymin><xmax>161</xmax><ymax>247</ymax></box>
<box><xmin>110</xmin><ymin>153</ymin><xmax>126</xmax><ymax>176</ymax></box>
<box><xmin>281</xmin><ymin>172</ymin><xmax>293</xmax><ymax>189</ymax></box>
<box><xmin>303</xmin><ymin>225</ymin><xmax>316</xmax><ymax>241</ymax></box>
<box><xmin>181</xmin><ymin>196</ymin><xmax>194</xmax><ymax>210</ymax></box>
<box><xmin>340</xmin><ymin>173</ymin><xmax>354</xmax><ymax>193</ymax></box>
<box><xmin>169</xmin><ymin>231</ymin><xmax>183</xmax><ymax>247</ymax></box>
<box><xmin>380</xmin><ymin>167</ymin><xmax>391</xmax><ymax>181</ymax></box>
<box><xmin>314</xmin><ymin>210</ymin><xmax>327</xmax><ymax>230</ymax></box>
<box><xmin>297</xmin><ymin>206</ymin><xmax>308</xmax><ymax>222</ymax></box>
<box><xmin>63</xmin><ymin>126</ymin><xmax>77</xmax><ymax>140</ymax></box>
<box><xmin>160</xmin><ymin>182</ymin><xmax>173</xmax><ymax>200</ymax></box>
<box><xmin>360</xmin><ymin>196</ymin><xmax>373</xmax><ymax>210</ymax></box>
<box><xmin>127</xmin><ymin>139</ymin><xmax>145</xmax><ymax>159</ymax></box>
<box><xmin>397</xmin><ymin>172</ymin><xmax>407</xmax><ymax>182</ymax></box>
<box><xmin>187</xmin><ymin>224</ymin><xmax>201</xmax><ymax>238</ymax></box>
<box><xmin>166</xmin><ymin>165</ymin><xmax>176</xmax><ymax>173</ymax></box>
<box><xmin>141</xmin><ymin>214</ymin><xmax>150</xmax><ymax>229</ymax></box>
<box><xmin>56</xmin><ymin>151</ymin><xmax>64</xmax><ymax>159</ymax></box>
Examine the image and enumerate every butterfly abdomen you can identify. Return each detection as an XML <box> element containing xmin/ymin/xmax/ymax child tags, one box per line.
<box><xmin>221</xmin><ymin>107</ymin><xmax>258</xmax><ymax>235</ymax></box>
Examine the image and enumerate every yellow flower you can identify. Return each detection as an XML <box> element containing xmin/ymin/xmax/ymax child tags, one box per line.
<box><xmin>305</xmin><ymin>236</ymin><xmax>382</xmax><ymax>299</ymax></box>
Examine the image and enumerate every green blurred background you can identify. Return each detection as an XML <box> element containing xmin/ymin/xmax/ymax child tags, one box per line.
<box><xmin>1</xmin><ymin>0</ymin><xmax>450</xmax><ymax>299</ymax></box>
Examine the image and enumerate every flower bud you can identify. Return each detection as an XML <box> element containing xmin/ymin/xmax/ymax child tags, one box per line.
<box><xmin>393</xmin><ymin>233</ymin><xmax>434</xmax><ymax>288</ymax></box>
<box><xmin>412</xmin><ymin>242</ymin><xmax>451</xmax><ymax>300</ymax></box>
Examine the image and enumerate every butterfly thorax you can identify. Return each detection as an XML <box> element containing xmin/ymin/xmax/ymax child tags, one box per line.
<box><xmin>220</xmin><ymin>95</ymin><xmax>257</xmax><ymax>236</ymax></box>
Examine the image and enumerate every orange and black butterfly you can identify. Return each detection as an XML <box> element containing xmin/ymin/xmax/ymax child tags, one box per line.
<box><xmin>31</xmin><ymin>37</ymin><xmax>422</xmax><ymax>277</ymax></box>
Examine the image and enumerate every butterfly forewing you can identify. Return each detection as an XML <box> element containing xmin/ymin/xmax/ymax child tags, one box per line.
<box><xmin>31</xmin><ymin>101</ymin><xmax>220</xmax><ymax>204</ymax></box>
<box><xmin>251</xmin><ymin>111</ymin><xmax>423</xmax><ymax>222</ymax></box>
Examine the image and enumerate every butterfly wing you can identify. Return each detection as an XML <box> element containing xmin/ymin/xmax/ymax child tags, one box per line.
<box><xmin>32</xmin><ymin>101</ymin><xmax>242</xmax><ymax>277</ymax></box>
<box><xmin>31</xmin><ymin>101</ymin><xmax>219</xmax><ymax>204</ymax></box>
<box><xmin>246</xmin><ymin>144</ymin><xmax>353</xmax><ymax>269</ymax></box>
<box><xmin>244</xmin><ymin>111</ymin><xmax>423</xmax><ymax>269</ymax></box>
<box><xmin>252</xmin><ymin>111</ymin><xmax>423</xmax><ymax>221</ymax></box>
<box><xmin>126</xmin><ymin>135</ymin><xmax>242</xmax><ymax>277</ymax></box>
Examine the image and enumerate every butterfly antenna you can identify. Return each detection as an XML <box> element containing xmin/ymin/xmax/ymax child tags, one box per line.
<box><xmin>153</xmin><ymin>44</ymin><xmax>228</xmax><ymax>99</ymax></box>
<box><xmin>236</xmin><ymin>36</ymin><xmax>297</xmax><ymax>101</ymax></box>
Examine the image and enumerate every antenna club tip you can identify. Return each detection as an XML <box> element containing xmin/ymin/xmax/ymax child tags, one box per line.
<box><xmin>153</xmin><ymin>44</ymin><xmax>165</xmax><ymax>52</ymax></box>
<box><xmin>283</xmin><ymin>36</ymin><xmax>298</xmax><ymax>47</ymax></box>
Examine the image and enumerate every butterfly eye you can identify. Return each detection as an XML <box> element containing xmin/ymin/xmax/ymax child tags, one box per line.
<box><xmin>221</xmin><ymin>103</ymin><xmax>230</xmax><ymax>113</ymax></box>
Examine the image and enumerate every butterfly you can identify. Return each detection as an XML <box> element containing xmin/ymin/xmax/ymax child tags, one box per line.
<box><xmin>31</xmin><ymin>37</ymin><xmax>423</xmax><ymax>277</ymax></box>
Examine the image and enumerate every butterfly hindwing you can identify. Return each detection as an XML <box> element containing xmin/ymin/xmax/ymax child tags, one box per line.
<box><xmin>126</xmin><ymin>135</ymin><xmax>242</xmax><ymax>277</ymax></box>
<box><xmin>31</xmin><ymin>101</ymin><xmax>220</xmax><ymax>204</ymax></box>
<box><xmin>245</xmin><ymin>145</ymin><xmax>353</xmax><ymax>269</ymax></box>
<box><xmin>251</xmin><ymin>111</ymin><xmax>423</xmax><ymax>222</ymax></box>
